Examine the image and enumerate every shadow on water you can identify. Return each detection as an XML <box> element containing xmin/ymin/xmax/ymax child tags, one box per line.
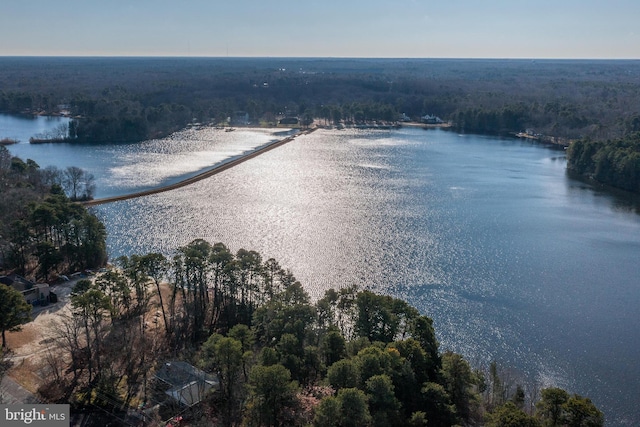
<box><xmin>566</xmin><ymin>170</ymin><xmax>640</xmax><ymax>215</ymax></box>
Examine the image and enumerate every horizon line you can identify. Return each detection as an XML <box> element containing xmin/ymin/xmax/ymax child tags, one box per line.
<box><xmin>1</xmin><ymin>54</ymin><xmax>640</xmax><ymax>61</ymax></box>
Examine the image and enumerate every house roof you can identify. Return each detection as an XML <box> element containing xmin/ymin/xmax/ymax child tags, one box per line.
<box><xmin>0</xmin><ymin>274</ymin><xmax>36</xmax><ymax>292</ymax></box>
<box><xmin>166</xmin><ymin>380</ymin><xmax>218</xmax><ymax>406</ymax></box>
<box><xmin>155</xmin><ymin>361</ymin><xmax>219</xmax><ymax>406</ymax></box>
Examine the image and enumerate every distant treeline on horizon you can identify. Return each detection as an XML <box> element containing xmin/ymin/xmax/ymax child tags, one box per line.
<box><xmin>2</xmin><ymin>56</ymin><xmax>640</xmax><ymax>191</ymax></box>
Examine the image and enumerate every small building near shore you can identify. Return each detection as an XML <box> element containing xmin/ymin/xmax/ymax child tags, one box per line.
<box><xmin>0</xmin><ymin>274</ymin><xmax>50</xmax><ymax>304</ymax></box>
<box><xmin>154</xmin><ymin>361</ymin><xmax>219</xmax><ymax>407</ymax></box>
<box><xmin>421</xmin><ymin>114</ymin><xmax>444</xmax><ymax>124</ymax></box>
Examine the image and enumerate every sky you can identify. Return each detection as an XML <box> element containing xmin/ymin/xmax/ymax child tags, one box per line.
<box><xmin>1</xmin><ymin>0</ymin><xmax>638</xmax><ymax>59</ymax></box>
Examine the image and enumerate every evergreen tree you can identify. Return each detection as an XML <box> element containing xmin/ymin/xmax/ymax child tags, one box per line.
<box><xmin>0</xmin><ymin>284</ymin><xmax>32</xmax><ymax>348</ymax></box>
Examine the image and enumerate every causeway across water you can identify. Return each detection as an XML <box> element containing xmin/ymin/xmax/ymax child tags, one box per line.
<box><xmin>82</xmin><ymin>127</ymin><xmax>316</xmax><ymax>206</ymax></box>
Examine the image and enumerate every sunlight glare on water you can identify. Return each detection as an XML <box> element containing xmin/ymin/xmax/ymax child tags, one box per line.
<box><xmin>7</xmin><ymin>113</ymin><xmax>638</xmax><ymax>426</ymax></box>
<box><xmin>7</xmin><ymin>124</ymin><xmax>296</xmax><ymax>198</ymax></box>
<box><xmin>101</xmin><ymin>127</ymin><xmax>298</xmax><ymax>194</ymax></box>
<box><xmin>89</xmin><ymin>127</ymin><xmax>640</xmax><ymax>426</ymax></box>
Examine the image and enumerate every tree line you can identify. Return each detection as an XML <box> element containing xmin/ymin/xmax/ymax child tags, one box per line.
<box><xmin>3</xmin><ymin>57</ymin><xmax>640</xmax><ymax>191</ymax></box>
<box><xmin>36</xmin><ymin>239</ymin><xmax>603</xmax><ymax>426</ymax></box>
<box><xmin>0</xmin><ymin>147</ymin><xmax>106</xmax><ymax>280</ymax></box>
<box><xmin>567</xmin><ymin>133</ymin><xmax>640</xmax><ymax>193</ymax></box>
<box><xmin>2</xmin><ymin>58</ymin><xmax>640</xmax><ymax>144</ymax></box>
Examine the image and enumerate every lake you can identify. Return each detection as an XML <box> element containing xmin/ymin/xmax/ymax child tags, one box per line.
<box><xmin>0</xmin><ymin>113</ymin><xmax>70</xmax><ymax>144</ymax></box>
<box><xmin>4</xmin><ymin>114</ymin><xmax>297</xmax><ymax>198</ymax></box>
<box><xmin>5</xmin><ymin>116</ymin><xmax>640</xmax><ymax>426</ymax></box>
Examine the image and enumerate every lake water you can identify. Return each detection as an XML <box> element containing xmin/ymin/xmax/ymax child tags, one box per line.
<box><xmin>5</xmin><ymin>114</ymin><xmax>296</xmax><ymax>198</ymax></box>
<box><xmin>0</xmin><ymin>113</ymin><xmax>70</xmax><ymax>143</ymax></box>
<box><xmin>5</xmin><ymin>115</ymin><xmax>640</xmax><ymax>426</ymax></box>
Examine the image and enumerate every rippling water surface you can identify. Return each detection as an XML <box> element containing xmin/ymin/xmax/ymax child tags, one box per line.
<box><xmin>8</xmin><ymin>125</ymin><xmax>294</xmax><ymax>198</ymax></box>
<box><xmin>8</xmin><ymin>119</ymin><xmax>640</xmax><ymax>425</ymax></box>
<box><xmin>91</xmin><ymin>127</ymin><xmax>640</xmax><ymax>426</ymax></box>
<box><xmin>0</xmin><ymin>113</ymin><xmax>70</xmax><ymax>143</ymax></box>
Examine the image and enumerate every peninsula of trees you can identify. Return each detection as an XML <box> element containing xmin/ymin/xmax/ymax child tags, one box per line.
<box><xmin>0</xmin><ymin>147</ymin><xmax>106</xmax><ymax>280</ymax></box>
<box><xmin>33</xmin><ymin>239</ymin><xmax>602</xmax><ymax>426</ymax></box>
<box><xmin>566</xmin><ymin>133</ymin><xmax>640</xmax><ymax>193</ymax></box>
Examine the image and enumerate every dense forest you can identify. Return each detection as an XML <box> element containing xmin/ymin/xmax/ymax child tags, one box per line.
<box><xmin>0</xmin><ymin>147</ymin><xmax>107</xmax><ymax>279</ymax></box>
<box><xmin>1</xmin><ymin>58</ymin><xmax>640</xmax><ymax>141</ymax></box>
<box><xmin>2</xmin><ymin>57</ymin><xmax>640</xmax><ymax>191</ymax></box>
<box><xmin>567</xmin><ymin>133</ymin><xmax>640</xmax><ymax>193</ymax></box>
<box><xmin>33</xmin><ymin>240</ymin><xmax>602</xmax><ymax>427</ymax></box>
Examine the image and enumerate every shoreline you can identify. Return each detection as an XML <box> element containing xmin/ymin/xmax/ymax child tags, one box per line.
<box><xmin>399</xmin><ymin>121</ymin><xmax>453</xmax><ymax>129</ymax></box>
<box><xmin>515</xmin><ymin>131</ymin><xmax>572</xmax><ymax>147</ymax></box>
<box><xmin>82</xmin><ymin>127</ymin><xmax>316</xmax><ymax>207</ymax></box>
